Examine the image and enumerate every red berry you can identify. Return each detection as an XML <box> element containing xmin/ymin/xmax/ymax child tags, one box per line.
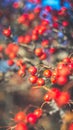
<box><xmin>7</xmin><ymin>59</ymin><xmax>14</xmax><ymax>66</ymax></box>
<box><xmin>13</xmin><ymin>2</ymin><xmax>19</xmax><ymax>9</ymax></box>
<box><xmin>27</xmin><ymin>113</ymin><xmax>37</xmax><ymax>124</ymax></box>
<box><xmin>18</xmin><ymin>69</ymin><xmax>25</xmax><ymax>76</ymax></box>
<box><xmin>9</xmin><ymin>52</ymin><xmax>17</xmax><ymax>59</ymax></box>
<box><xmin>28</xmin><ymin>13</ymin><xmax>35</xmax><ymax>21</ymax></box>
<box><xmin>50</xmin><ymin>88</ymin><xmax>61</xmax><ymax>100</ymax></box>
<box><xmin>68</xmin><ymin>63</ymin><xmax>73</xmax><ymax>71</ymax></box>
<box><xmin>58</xmin><ymin>66</ymin><xmax>70</xmax><ymax>76</ymax></box>
<box><xmin>51</xmin><ymin>76</ymin><xmax>57</xmax><ymax>84</ymax></box>
<box><xmin>39</xmin><ymin>52</ymin><xmax>47</xmax><ymax>60</ymax></box>
<box><xmin>17</xmin><ymin>14</ymin><xmax>28</xmax><ymax>24</ymax></box>
<box><xmin>69</xmin><ymin>123</ymin><xmax>73</xmax><ymax>130</ymax></box>
<box><xmin>63</xmin><ymin>57</ymin><xmax>71</xmax><ymax>64</ymax></box>
<box><xmin>15</xmin><ymin>122</ymin><xmax>28</xmax><ymax>130</ymax></box>
<box><xmin>23</xmin><ymin>35</ymin><xmax>31</xmax><ymax>44</ymax></box>
<box><xmin>57</xmin><ymin>62</ymin><xmax>66</xmax><ymax>70</ymax></box>
<box><xmin>52</xmin><ymin>16</ymin><xmax>58</xmax><ymax>22</ymax></box>
<box><xmin>38</xmin><ymin>26</ymin><xmax>46</xmax><ymax>35</ymax></box>
<box><xmin>21</xmin><ymin>64</ymin><xmax>26</xmax><ymax>71</ymax></box>
<box><xmin>49</xmin><ymin>48</ymin><xmax>56</xmax><ymax>54</ymax></box>
<box><xmin>34</xmin><ymin>108</ymin><xmax>43</xmax><ymax>118</ymax></box>
<box><xmin>44</xmin><ymin>88</ymin><xmax>61</xmax><ymax>101</ymax></box>
<box><xmin>16</xmin><ymin>60</ymin><xmax>23</xmax><ymax>67</ymax></box>
<box><xmin>45</xmin><ymin>6</ymin><xmax>52</xmax><ymax>12</ymax></box>
<box><xmin>56</xmin><ymin>75</ymin><xmax>68</xmax><ymax>85</ymax></box>
<box><xmin>41</xmin><ymin>19</ymin><xmax>49</xmax><ymax>26</ymax></box>
<box><xmin>34</xmin><ymin>6</ymin><xmax>41</xmax><ymax>14</ymax></box>
<box><xmin>34</xmin><ymin>48</ymin><xmax>43</xmax><ymax>57</ymax></box>
<box><xmin>14</xmin><ymin>112</ymin><xmax>26</xmax><ymax>122</ymax></box>
<box><xmin>3</xmin><ymin>28</ymin><xmax>11</xmax><ymax>37</ymax></box>
<box><xmin>37</xmin><ymin>78</ymin><xmax>45</xmax><ymax>86</ymax></box>
<box><xmin>29</xmin><ymin>75</ymin><xmax>38</xmax><ymax>84</ymax></box>
<box><xmin>41</xmin><ymin>40</ymin><xmax>49</xmax><ymax>48</ymax></box>
<box><xmin>18</xmin><ymin>36</ymin><xmax>24</xmax><ymax>43</ymax></box>
<box><xmin>53</xmin><ymin>22</ymin><xmax>59</xmax><ymax>29</ymax></box>
<box><xmin>44</xmin><ymin>92</ymin><xmax>51</xmax><ymax>102</ymax></box>
<box><xmin>56</xmin><ymin>92</ymin><xmax>70</xmax><ymax>107</ymax></box>
<box><xmin>28</xmin><ymin>66</ymin><xmax>37</xmax><ymax>75</ymax></box>
<box><xmin>62</xmin><ymin>21</ymin><xmax>69</xmax><ymax>27</ymax></box>
<box><xmin>32</xmin><ymin>34</ymin><xmax>38</xmax><ymax>41</ymax></box>
<box><xmin>43</xmin><ymin>69</ymin><xmax>52</xmax><ymax>78</ymax></box>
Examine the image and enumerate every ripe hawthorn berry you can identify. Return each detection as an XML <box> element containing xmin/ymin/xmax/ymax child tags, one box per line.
<box><xmin>43</xmin><ymin>69</ymin><xmax>52</xmax><ymax>78</ymax></box>
<box><xmin>13</xmin><ymin>2</ymin><xmax>19</xmax><ymax>9</ymax></box>
<box><xmin>7</xmin><ymin>59</ymin><xmax>14</xmax><ymax>66</ymax></box>
<box><xmin>41</xmin><ymin>19</ymin><xmax>49</xmax><ymax>26</ymax></box>
<box><xmin>44</xmin><ymin>92</ymin><xmax>51</xmax><ymax>102</ymax></box>
<box><xmin>44</xmin><ymin>88</ymin><xmax>61</xmax><ymax>101</ymax></box>
<box><xmin>53</xmin><ymin>22</ymin><xmax>59</xmax><ymax>29</ymax></box>
<box><xmin>28</xmin><ymin>13</ymin><xmax>35</xmax><ymax>21</ymax></box>
<box><xmin>14</xmin><ymin>111</ymin><xmax>26</xmax><ymax>122</ymax></box>
<box><xmin>34</xmin><ymin>48</ymin><xmax>43</xmax><ymax>57</ymax></box>
<box><xmin>18</xmin><ymin>69</ymin><xmax>25</xmax><ymax>76</ymax></box>
<box><xmin>23</xmin><ymin>35</ymin><xmax>31</xmax><ymax>44</ymax></box>
<box><xmin>41</xmin><ymin>40</ymin><xmax>49</xmax><ymax>48</ymax></box>
<box><xmin>56</xmin><ymin>92</ymin><xmax>70</xmax><ymax>107</ymax></box>
<box><xmin>34</xmin><ymin>6</ymin><xmax>41</xmax><ymax>14</ymax></box>
<box><xmin>57</xmin><ymin>66</ymin><xmax>71</xmax><ymax>76</ymax></box>
<box><xmin>57</xmin><ymin>62</ymin><xmax>66</xmax><ymax>70</ymax></box>
<box><xmin>38</xmin><ymin>26</ymin><xmax>46</xmax><ymax>35</ymax></box>
<box><xmin>51</xmin><ymin>76</ymin><xmax>57</xmax><ymax>84</ymax></box>
<box><xmin>3</xmin><ymin>28</ymin><xmax>11</xmax><ymax>37</ymax></box>
<box><xmin>31</xmin><ymin>34</ymin><xmax>38</xmax><ymax>41</ymax></box>
<box><xmin>29</xmin><ymin>75</ymin><xmax>38</xmax><ymax>84</ymax></box>
<box><xmin>49</xmin><ymin>88</ymin><xmax>61</xmax><ymax>100</ymax></box>
<box><xmin>37</xmin><ymin>78</ymin><xmax>45</xmax><ymax>86</ymax></box>
<box><xmin>62</xmin><ymin>21</ymin><xmax>69</xmax><ymax>27</ymax></box>
<box><xmin>27</xmin><ymin>113</ymin><xmax>37</xmax><ymax>124</ymax></box>
<box><xmin>17</xmin><ymin>14</ymin><xmax>28</xmax><ymax>24</ymax></box>
<box><xmin>68</xmin><ymin>63</ymin><xmax>73</xmax><ymax>71</ymax></box>
<box><xmin>34</xmin><ymin>108</ymin><xmax>43</xmax><ymax>118</ymax></box>
<box><xmin>15</xmin><ymin>122</ymin><xmax>28</xmax><ymax>130</ymax></box>
<box><xmin>63</xmin><ymin>57</ymin><xmax>71</xmax><ymax>64</ymax></box>
<box><xmin>49</xmin><ymin>48</ymin><xmax>56</xmax><ymax>54</ymax></box>
<box><xmin>39</xmin><ymin>52</ymin><xmax>47</xmax><ymax>60</ymax></box>
<box><xmin>18</xmin><ymin>36</ymin><xmax>24</xmax><ymax>43</ymax></box>
<box><xmin>69</xmin><ymin>123</ymin><xmax>73</xmax><ymax>130</ymax></box>
<box><xmin>45</xmin><ymin>6</ymin><xmax>52</xmax><ymax>12</ymax></box>
<box><xmin>28</xmin><ymin>66</ymin><xmax>37</xmax><ymax>75</ymax></box>
<box><xmin>9</xmin><ymin>52</ymin><xmax>17</xmax><ymax>59</ymax></box>
<box><xmin>56</xmin><ymin>75</ymin><xmax>68</xmax><ymax>86</ymax></box>
<box><xmin>16</xmin><ymin>60</ymin><xmax>23</xmax><ymax>67</ymax></box>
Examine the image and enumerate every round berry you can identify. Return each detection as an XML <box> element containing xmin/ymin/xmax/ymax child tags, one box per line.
<box><xmin>37</xmin><ymin>78</ymin><xmax>45</xmax><ymax>86</ymax></box>
<box><xmin>56</xmin><ymin>76</ymin><xmax>68</xmax><ymax>86</ymax></box>
<box><xmin>43</xmin><ymin>69</ymin><xmax>52</xmax><ymax>78</ymax></box>
<box><xmin>7</xmin><ymin>59</ymin><xmax>14</xmax><ymax>66</ymax></box>
<box><xmin>27</xmin><ymin>113</ymin><xmax>37</xmax><ymax>124</ymax></box>
<box><xmin>34</xmin><ymin>48</ymin><xmax>43</xmax><ymax>57</ymax></box>
<box><xmin>34</xmin><ymin>108</ymin><xmax>43</xmax><ymax>118</ymax></box>
<box><xmin>56</xmin><ymin>92</ymin><xmax>70</xmax><ymax>107</ymax></box>
<box><xmin>69</xmin><ymin>123</ymin><xmax>73</xmax><ymax>130</ymax></box>
<box><xmin>29</xmin><ymin>75</ymin><xmax>38</xmax><ymax>84</ymax></box>
<box><xmin>3</xmin><ymin>28</ymin><xmax>11</xmax><ymax>37</ymax></box>
<box><xmin>14</xmin><ymin>111</ymin><xmax>26</xmax><ymax>122</ymax></box>
<box><xmin>28</xmin><ymin>66</ymin><xmax>37</xmax><ymax>75</ymax></box>
<box><xmin>39</xmin><ymin>52</ymin><xmax>47</xmax><ymax>60</ymax></box>
<box><xmin>15</xmin><ymin>122</ymin><xmax>28</xmax><ymax>130</ymax></box>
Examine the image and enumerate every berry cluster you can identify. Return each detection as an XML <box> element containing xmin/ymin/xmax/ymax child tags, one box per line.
<box><xmin>0</xmin><ymin>0</ymin><xmax>73</xmax><ymax>130</ymax></box>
